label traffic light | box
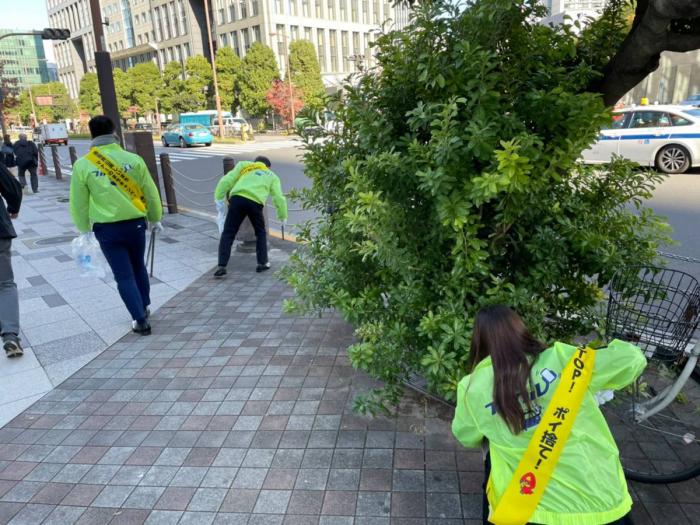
[40,28,70,40]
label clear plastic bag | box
[215,200,227,235]
[71,232,107,279]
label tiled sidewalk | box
[0,240,696,524]
[1,175,220,426]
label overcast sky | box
[1,0,56,62]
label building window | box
[230,2,237,21]
[339,0,346,20]
[315,0,321,17]
[341,31,349,71]
[231,31,240,56]
[352,31,359,58]
[351,0,358,21]
[178,0,187,34]
[275,0,283,13]
[183,42,190,58]
[253,25,261,42]
[327,0,335,19]
[289,0,297,16]
[220,33,228,47]
[218,6,225,24]
[373,0,379,23]
[290,25,299,41]
[242,28,250,50]
[252,0,259,16]
[169,1,179,38]
[329,29,337,71]
[362,0,368,22]
[304,26,312,41]
[317,29,325,71]
[276,24,285,57]
[239,0,247,18]
[302,0,310,17]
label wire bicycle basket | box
[606,266,700,361]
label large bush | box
[282,0,671,413]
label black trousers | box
[17,163,38,192]
[218,195,267,267]
[482,453,634,525]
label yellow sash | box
[86,147,146,213]
[489,347,597,525]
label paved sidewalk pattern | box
[1,176,219,426]
[0,244,696,524]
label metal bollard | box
[50,145,62,180]
[38,144,48,176]
[159,153,178,214]
[69,146,78,166]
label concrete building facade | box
[623,50,700,106]
[0,30,51,92]
[541,0,606,27]
[46,0,407,99]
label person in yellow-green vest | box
[452,305,644,525]
[213,156,287,277]
[69,116,163,336]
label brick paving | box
[0,242,697,524]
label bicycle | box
[602,266,700,483]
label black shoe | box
[132,320,151,336]
[214,267,227,278]
[3,335,23,358]
[256,263,271,273]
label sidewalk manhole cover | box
[34,235,76,246]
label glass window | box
[169,1,179,37]
[317,29,325,70]
[670,114,692,126]
[230,2,237,21]
[327,0,335,19]
[341,31,349,71]
[362,0,368,23]
[351,0,358,22]
[253,25,261,42]
[239,0,247,18]
[231,31,240,56]
[315,0,322,17]
[242,28,250,50]
[290,25,299,41]
[289,0,297,15]
[302,0,310,16]
[276,25,285,56]
[630,111,663,129]
[339,0,346,20]
[607,112,631,130]
[275,0,283,13]
[304,27,312,41]
[329,29,337,71]
[252,0,259,15]
[220,33,228,47]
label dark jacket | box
[13,139,38,168]
[0,163,22,239]
[1,144,16,168]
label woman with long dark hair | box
[452,305,645,525]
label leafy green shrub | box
[281,0,671,413]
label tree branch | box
[591,0,700,106]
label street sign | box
[35,96,53,106]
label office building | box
[0,30,50,92]
[47,0,408,99]
[541,0,607,26]
[623,50,700,105]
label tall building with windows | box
[0,30,51,92]
[47,0,409,99]
[541,0,607,26]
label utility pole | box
[271,30,295,128]
[203,0,225,139]
[88,0,123,143]
[27,85,37,127]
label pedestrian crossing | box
[155,139,301,164]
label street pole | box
[283,31,295,127]
[89,0,123,144]
[27,85,37,127]
[154,97,160,132]
[203,0,225,139]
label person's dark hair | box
[88,115,115,138]
[468,305,545,434]
[254,155,271,168]
[3,134,11,146]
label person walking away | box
[13,133,39,194]
[213,156,287,277]
[0,163,23,357]
[1,136,18,178]
[70,116,163,335]
[452,305,645,525]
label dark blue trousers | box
[93,218,150,323]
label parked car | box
[135,123,154,132]
[161,124,213,147]
[582,105,700,174]
[679,94,700,107]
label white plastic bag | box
[215,200,227,235]
[71,232,107,279]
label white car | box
[582,105,700,173]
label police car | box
[582,105,700,173]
